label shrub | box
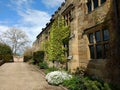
[73,67,86,76]
[45,67,59,74]
[39,61,48,69]
[63,76,83,90]
[24,55,32,62]
[46,71,72,85]
[0,43,13,62]
[0,43,12,55]
[3,55,13,62]
[28,59,35,64]
[63,76,111,90]
[33,51,44,64]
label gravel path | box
[0,62,64,90]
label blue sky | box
[0,0,65,44]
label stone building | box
[33,0,120,83]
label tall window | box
[95,31,101,42]
[64,11,71,26]
[89,33,94,43]
[93,0,98,9]
[103,29,110,41]
[101,0,106,4]
[88,29,110,59]
[87,0,92,13]
[87,0,106,13]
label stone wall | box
[32,0,120,83]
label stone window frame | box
[62,4,75,26]
[86,0,106,14]
[84,23,110,60]
[63,11,71,26]
[88,29,110,59]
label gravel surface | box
[0,62,64,90]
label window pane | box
[93,0,98,9]
[87,0,92,13]
[104,44,109,58]
[89,33,94,43]
[103,29,110,41]
[89,45,95,59]
[96,45,102,59]
[101,0,106,4]
[95,31,101,42]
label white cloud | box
[0,25,9,34]
[19,9,50,26]
[0,25,9,43]
[42,0,65,8]
[10,0,33,9]
[3,0,65,45]
[16,9,51,43]
[7,0,51,44]
[19,26,45,43]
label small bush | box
[0,43,12,55]
[63,76,111,90]
[0,43,13,62]
[24,55,32,62]
[33,51,44,64]
[39,61,48,69]
[0,55,13,62]
[45,67,59,74]
[46,71,72,85]
[4,55,13,62]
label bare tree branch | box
[1,27,30,55]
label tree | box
[0,28,30,55]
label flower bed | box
[45,71,72,85]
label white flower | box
[45,71,72,85]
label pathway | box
[0,62,64,90]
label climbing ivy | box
[47,16,70,63]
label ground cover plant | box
[45,70,72,85]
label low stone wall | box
[14,56,23,62]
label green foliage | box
[28,59,35,64]
[63,76,111,90]
[47,16,70,63]
[63,76,82,90]
[39,61,48,69]
[0,43,12,55]
[110,83,120,90]
[45,67,59,74]
[33,51,44,64]
[24,55,33,62]
[73,67,86,76]
[3,55,13,62]
[0,43,13,62]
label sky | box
[0,0,65,45]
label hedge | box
[24,55,33,62]
[0,55,13,62]
[0,43,13,62]
[33,51,44,64]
